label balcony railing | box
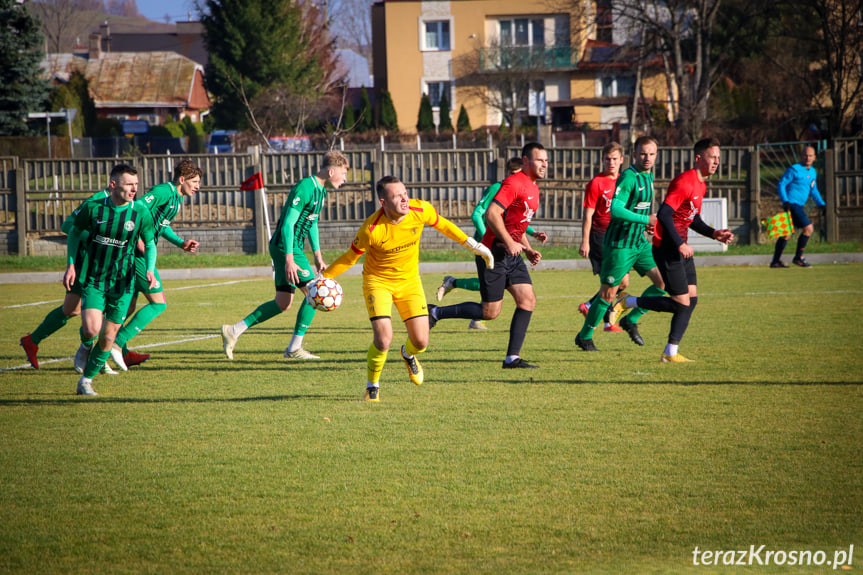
[479,45,577,72]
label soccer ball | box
[306,277,343,312]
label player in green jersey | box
[575,136,666,352]
[435,157,547,330]
[64,164,158,396]
[221,151,350,360]
[109,159,202,370]
[20,188,117,372]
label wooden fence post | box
[749,148,761,245]
[824,148,838,242]
[15,166,26,256]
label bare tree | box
[327,0,373,65]
[105,0,139,17]
[453,37,555,128]
[775,0,863,138]
[29,0,91,53]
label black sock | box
[772,238,787,264]
[668,302,694,343]
[436,301,484,321]
[635,296,680,314]
[506,307,532,357]
[795,235,809,259]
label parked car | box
[207,130,237,154]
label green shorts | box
[133,256,164,295]
[600,242,656,287]
[270,244,316,292]
[80,284,134,325]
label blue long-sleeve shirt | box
[777,164,825,207]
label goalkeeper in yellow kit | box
[324,175,493,401]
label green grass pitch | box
[1,264,861,573]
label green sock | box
[244,300,283,329]
[578,298,611,339]
[293,299,317,337]
[116,303,166,348]
[30,306,69,345]
[83,345,110,379]
[626,285,667,324]
[80,326,97,347]
[454,277,481,291]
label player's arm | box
[323,231,367,279]
[433,211,494,269]
[777,167,793,209]
[471,184,498,238]
[656,202,692,257]
[161,225,199,253]
[609,184,650,225]
[308,218,326,274]
[485,200,523,257]
[810,177,826,208]
[63,208,90,290]
[280,208,302,285]
[689,214,733,244]
[141,213,158,288]
[520,229,542,266]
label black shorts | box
[588,231,605,275]
[652,245,696,297]
[787,203,812,229]
[476,242,533,303]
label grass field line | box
[0,333,218,372]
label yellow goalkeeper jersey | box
[328,198,467,282]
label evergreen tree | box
[417,94,434,132]
[0,0,50,135]
[356,86,373,132]
[437,91,453,132]
[341,101,356,132]
[456,104,472,132]
[202,0,330,129]
[68,71,97,137]
[378,90,398,131]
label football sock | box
[772,237,787,264]
[506,307,533,356]
[288,299,317,351]
[454,277,481,291]
[795,234,809,259]
[80,327,97,347]
[238,300,283,333]
[578,297,611,339]
[664,343,679,357]
[625,285,666,324]
[367,343,387,384]
[30,305,69,345]
[83,345,111,379]
[668,301,694,343]
[436,301,484,320]
[115,302,166,348]
[404,339,425,357]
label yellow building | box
[371,0,673,135]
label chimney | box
[88,32,102,60]
[100,20,111,52]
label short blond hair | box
[322,150,349,170]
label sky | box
[136,0,198,23]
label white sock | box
[582,301,591,309]
[367,381,379,389]
[505,355,519,364]
[231,321,248,337]
[288,335,304,352]
[401,345,413,360]
[664,343,678,356]
[626,296,638,308]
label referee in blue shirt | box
[771,145,825,268]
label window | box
[423,20,450,51]
[601,76,635,97]
[426,81,452,109]
[499,18,545,46]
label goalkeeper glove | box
[463,237,494,269]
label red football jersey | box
[481,170,539,248]
[583,173,617,234]
[653,168,706,246]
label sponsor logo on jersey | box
[635,201,651,210]
[94,235,128,247]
